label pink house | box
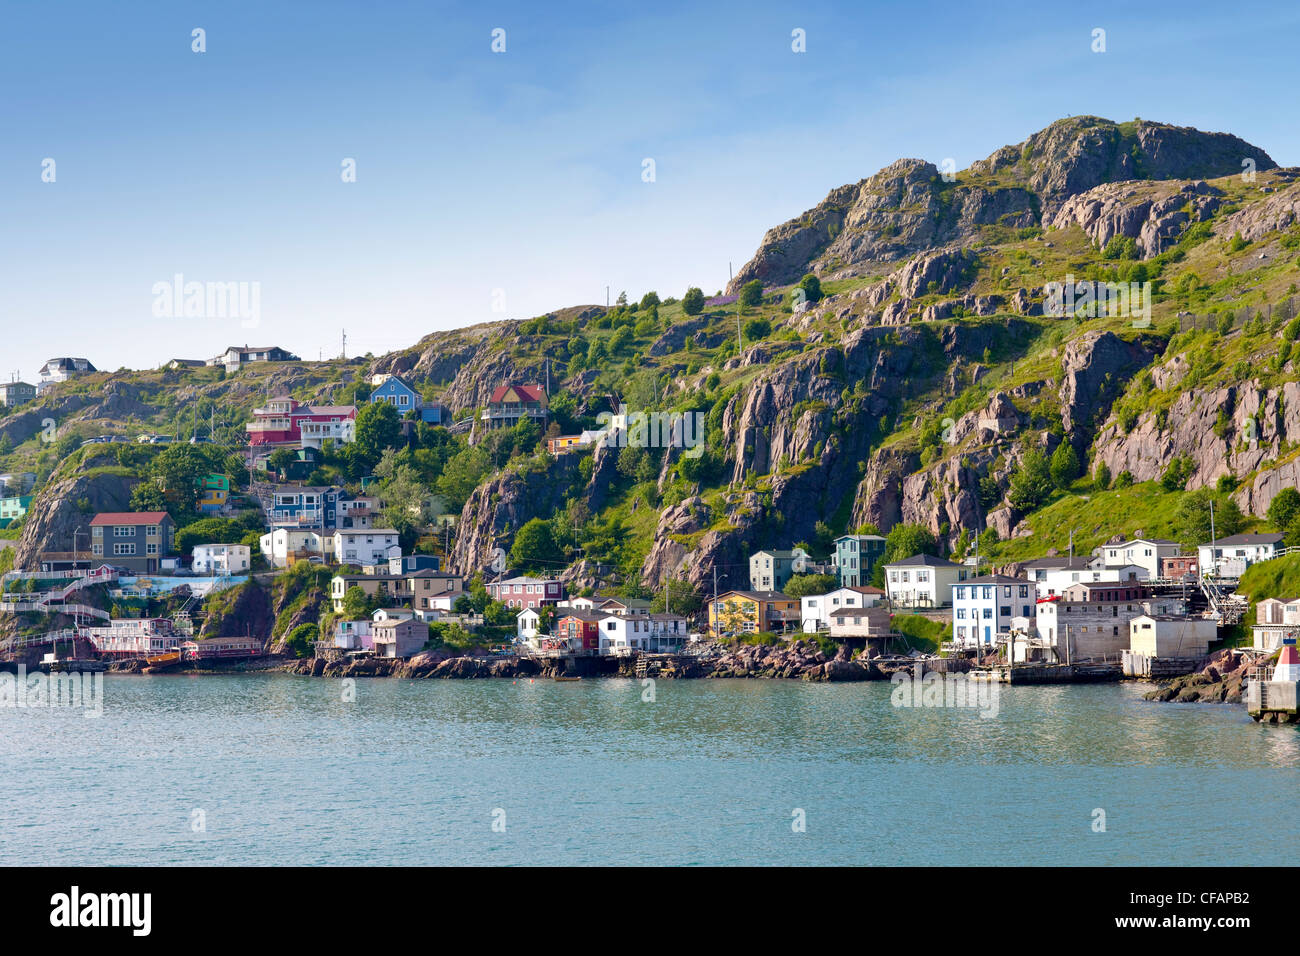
[488,576,564,610]
[246,395,357,449]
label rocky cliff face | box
[729,116,1277,291]
[1095,379,1300,513]
[14,467,137,568]
[450,455,584,576]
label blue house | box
[369,375,444,425]
[269,486,342,530]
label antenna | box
[341,329,347,360]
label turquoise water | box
[1,674,1296,865]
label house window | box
[114,526,132,537]
[113,543,136,555]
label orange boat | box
[142,651,181,673]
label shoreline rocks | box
[1142,648,1252,704]
[276,641,932,682]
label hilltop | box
[4,114,1300,605]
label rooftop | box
[1203,533,1284,547]
[886,553,964,569]
[89,511,169,527]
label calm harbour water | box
[1,674,1296,866]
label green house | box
[833,534,887,587]
[0,495,32,528]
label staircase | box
[1200,577,1248,625]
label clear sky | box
[2,0,1297,382]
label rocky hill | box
[4,115,1300,600]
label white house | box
[334,620,372,650]
[1099,538,1180,579]
[191,543,251,575]
[299,416,356,450]
[38,356,96,392]
[259,528,330,569]
[1023,556,1148,599]
[951,575,1036,648]
[596,613,688,655]
[334,530,401,567]
[1128,614,1218,658]
[1197,533,1284,577]
[372,607,416,624]
[801,585,885,632]
[1035,584,1186,662]
[596,597,652,616]
[827,606,892,642]
[517,607,542,642]
[1252,597,1300,651]
[884,554,969,608]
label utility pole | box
[712,566,718,641]
[341,329,347,360]
[1209,500,1217,580]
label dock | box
[1121,650,1204,678]
[1245,646,1300,723]
[974,661,1124,685]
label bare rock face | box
[730,116,1276,291]
[1048,180,1222,258]
[450,454,582,576]
[0,393,96,446]
[1096,381,1300,510]
[1058,331,1156,437]
[199,580,273,642]
[724,348,842,483]
[900,456,984,538]
[1215,178,1300,243]
[894,248,981,299]
[640,496,712,587]
[14,467,137,569]
[972,116,1274,216]
[852,446,918,531]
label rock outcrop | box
[13,467,136,569]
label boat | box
[553,675,583,682]
[142,651,182,673]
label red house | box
[487,575,564,609]
[246,395,357,449]
[481,384,548,430]
[555,612,601,652]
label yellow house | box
[709,590,799,638]
[199,473,229,514]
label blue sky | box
[2,0,1297,381]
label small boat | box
[554,675,583,682]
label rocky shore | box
[277,640,934,682]
[1141,648,1253,705]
